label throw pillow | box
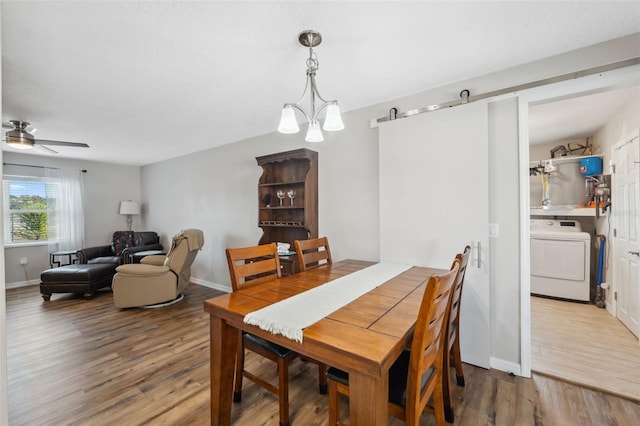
[112,231,135,256]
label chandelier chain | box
[306,48,319,74]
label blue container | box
[580,157,602,176]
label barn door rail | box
[370,57,640,128]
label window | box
[3,166,85,250]
[3,178,60,244]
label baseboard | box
[191,277,230,293]
[5,279,40,289]
[8,277,230,292]
[490,357,522,377]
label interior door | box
[614,132,640,338]
[379,101,490,368]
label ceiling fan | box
[3,120,89,154]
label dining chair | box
[225,243,326,426]
[294,236,332,272]
[442,245,472,422]
[326,259,460,426]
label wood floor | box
[6,284,640,425]
[531,295,640,402]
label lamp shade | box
[305,120,324,143]
[119,201,140,215]
[323,103,345,131]
[278,105,300,134]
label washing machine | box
[530,219,591,302]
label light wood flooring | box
[531,295,640,402]
[6,285,640,425]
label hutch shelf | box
[256,148,318,273]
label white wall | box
[2,152,142,286]
[593,88,640,173]
[141,34,640,368]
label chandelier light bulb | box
[305,120,324,143]
[323,103,344,131]
[278,105,300,134]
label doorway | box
[519,68,640,393]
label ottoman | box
[40,263,117,301]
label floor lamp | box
[119,200,140,231]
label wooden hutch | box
[256,148,318,274]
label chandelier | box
[277,30,344,142]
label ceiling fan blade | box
[35,144,58,154]
[34,139,90,148]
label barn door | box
[379,101,490,368]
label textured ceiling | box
[2,1,639,166]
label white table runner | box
[243,262,412,342]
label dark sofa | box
[76,231,163,265]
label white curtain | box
[45,167,85,251]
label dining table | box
[204,259,447,425]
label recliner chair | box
[112,229,204,308]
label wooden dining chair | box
[225,243,326,426]
[294,236,333,272]
[442,245,472,422]
[326,260,460,426]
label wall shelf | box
[259,222,306,228]
[259,207,305,210]
[259,181,306,187]
[529,153,604,167]
[530,207,606,217]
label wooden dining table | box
[204,259,447,425]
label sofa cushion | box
[134,231,159,246]
[112,231,134,256]
[88,256,122,265]
[41,263,117,283]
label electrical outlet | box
[19,257,28,265]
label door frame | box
[517,64,640,377]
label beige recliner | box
[112,229,204,308]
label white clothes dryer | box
[530,219,591,302]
